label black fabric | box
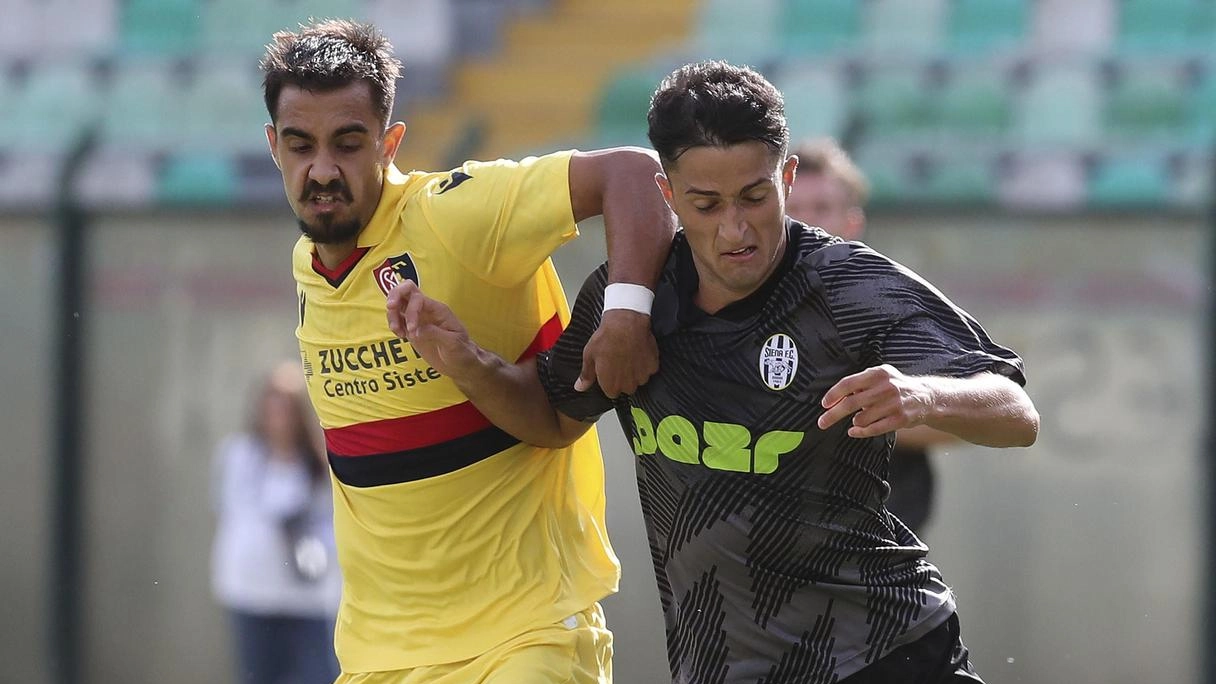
[839,613,983,684]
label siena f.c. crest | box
[374,252,419,296]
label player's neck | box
[314,240,360,271]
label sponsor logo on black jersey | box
[759,333,798,391]
[373,252,419,297]
[436,171,472,194]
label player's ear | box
[265,123,280,170]
[781,155,798,196]
[382,122,406,163]
[654,172,674,209]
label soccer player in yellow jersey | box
[259,19,676,684]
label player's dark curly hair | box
[261,19,401,126]
[648,61,789,168]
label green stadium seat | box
[936,66,1013,139]
[854,64,937,141]
[778,64,848,142]
[0,61,101,154]
[158,154,238,203]
[777,0,860,57]
[595,64,665,147]
[864,0,945,57]
[1086,155,1170,207]
[694,0,780,64]
[1187,66,1216,145]
[1015,62,1101,147]
[1116,0,1196,54]
[102,59,185,151]
[201,0,285,56]
[180,62,270,154]
[946,0,1027,55]
[1103,63,1188,141]
[920,157,998,203]
[119,0,201,57]
[853,145,918,204]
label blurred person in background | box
[386,61,1039,683]
[786,137,958,536]
[211,360,340,684]
[261,18,674,684]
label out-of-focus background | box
[0,0,1209,682]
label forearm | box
[571,148,676,288]
[449,349,582,448]
[921,373,1039,447]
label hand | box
[817,364,933,439]
[575,309,658,397]
[385,280,477,379]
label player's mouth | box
[721,245,757,261]
[308,193,348,214]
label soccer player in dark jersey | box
[786,137,957,536]
[387,61,1039,684]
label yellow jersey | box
[293,151,620,672]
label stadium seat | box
[946,0,1027,55]
[101,59,186,152]
[0,0,40,59]
[158,154,238,204]
[119,0,200,57]
[1187,64,1216,146]
[595,64,666,147]
[936,64,1014,140]
[1116,0,1196,54]
[201,0,287,56]
[1086,154,1170,207]
[863,0,946,57]
[694,0,781,64]
[1169,152,1213,209]
[777,62,848,143]
[0,61,102,154]
[920,156,999,203]
[1015,61,1102,147]
[777,0,861,57]
[853,63,937,142]
[179,62,271,155]
[1103,61,1188,142]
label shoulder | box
[417,151,574,198]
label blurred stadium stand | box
[0,0,1210,214]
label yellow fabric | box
[293,151,619,672]
[334,604,612,684]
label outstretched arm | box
[817,365,1039,448]
[385,280,593,448]
[568,148,676,397]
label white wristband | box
[602,283,654,315]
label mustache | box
[300,182,352,203]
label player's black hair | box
[261,19,401,126]
[647,60,789,168]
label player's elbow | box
[1018,407,1040,447]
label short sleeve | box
[535,263,616,421]
[416,151,579,287]
[817,244,1027,385]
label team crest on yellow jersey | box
[374,252,419,296]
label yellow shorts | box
[335,603,613,684]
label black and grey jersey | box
[537,220,1025,683]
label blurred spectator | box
[210,360,340,684]
[787,138,958,536]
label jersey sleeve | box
[817,243,1027,385]
[416,151,579,288]
[535,263,616,421]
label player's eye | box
[288,144,312,154]
[693,202,718,213]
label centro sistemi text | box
[314,339,442,398]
